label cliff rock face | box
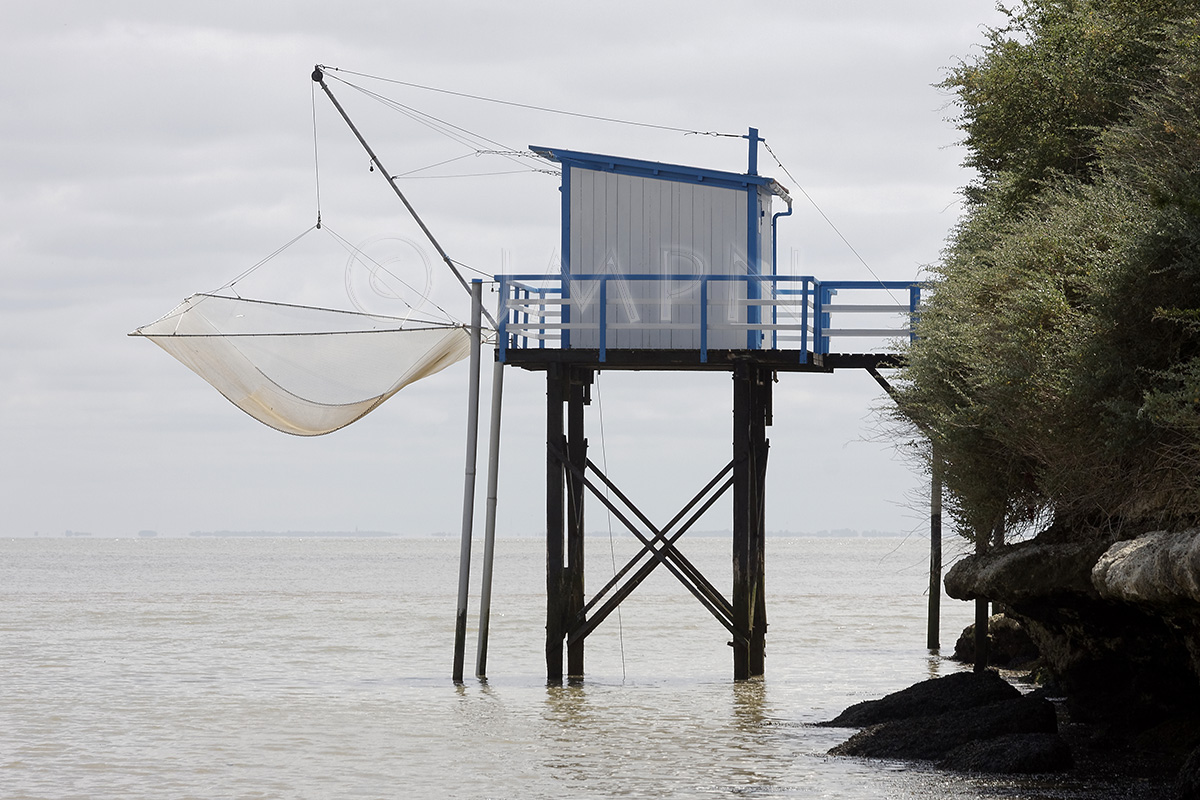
[945,530,1200,725]
[1093,530,1200,608]
[945,540,1110,605]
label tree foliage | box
[895,2,1200,540]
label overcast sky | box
[1,1,1005,543]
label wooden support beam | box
[928,456,943,651]
[751,366,769,677]
[566,367,590,679]
[543,359,779,682]
[556,449,739,645]
[973,521,990,673]
[973,515,1006,673]
[580,457,735,618]
[546,364,566,683]
[733,363,770,679]
[869,365,945,653]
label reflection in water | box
[726,678,784,794]
[927,651,948,681]
[543,681,592,729]
[731,677,768,732]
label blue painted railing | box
[495,274,922,364]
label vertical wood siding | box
[568,166,753,350]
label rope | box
[397,168,555,180]
[314,70,498,329]
[595,374,628,682]
[322,225,460,325]
[209,223,465,327]
[326,74,554,175]
[311,81,323,229]
[318,65,742,139]
[390,150,559,182]
[391,152,476,178]
[220,226,318,295]
[192,293,457,328]
[449,258,494,280]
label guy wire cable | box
[318,65,742,138]
[762,140,901,304]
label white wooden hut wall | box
[567,166,772,351]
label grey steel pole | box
[475,356,505,678]
[453,280,483,682]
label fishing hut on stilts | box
[482,132,926,682]
[135,65,942,684]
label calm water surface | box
[0,536,1151,798]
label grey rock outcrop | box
[944,538,1109,605]
[1093,530,1200,608]
[944,529,1200,726]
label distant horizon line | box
[12,528,912,539]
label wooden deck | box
[500,347,903,372]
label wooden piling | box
[733,362,770,680]
[566,368,590,679]
[546,364,566,683]
[928,457,942,651]
[973,521,989,673]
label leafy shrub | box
[894,5,1200,539]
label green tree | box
[948,0,1197,210]
[896,3,1200,540]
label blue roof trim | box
[531,145,789,198]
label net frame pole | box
[453,280,484,682]
[312,66,496,328]
[475,355,505,678]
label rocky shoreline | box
[943,527,1200,730]
[823,526,1200,797]
[820,670,1185,796]
[821,671,1067,770]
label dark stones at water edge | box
[952,613,1041,669]
[819,669,1018,728]
[822,671,1072,774]
[828,692,1061,767]
[939,733,1072,774]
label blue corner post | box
[909,284,922,343]
[745,127,762,349]
[496,276,508,363]
[817,285,834,355]
[746,127,760,176]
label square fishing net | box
[133,293,471,436]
